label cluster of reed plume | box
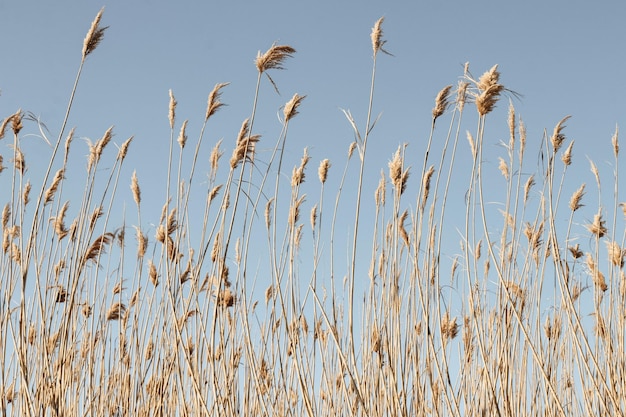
[0,10,625,417]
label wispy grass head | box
[82,7,108,59]
[255,44,296,73]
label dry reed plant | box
[1,10,625,417]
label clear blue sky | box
[1,1,625,309]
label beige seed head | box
[148,261,158,286]
[508,102,516,145]
[44,169,65,204]
[131,170,141,206]
[388,147,403,192]
[347,142,357,159]
[22,181,31,206]
[168,89,177,129]
[550,116,571,153]
[135,227,147,259]
[498,158,509,181]
[177,120,188,149]
[230,119,260,168]
[13,146,25,174]
[310,205,317,231]
[456,81,470,112]
[53,201,70,240]
[209,139,223,176]
[106,302,127,321]
[523,175,535,204]
[284,93,306,122]
[206,82,229,121]
[265,197,274,230]
[208,185,222,203]
[586,212,607,238]
[519,118,527,161]
[467,131,476,158]
[611,125,619,157]
[421,166,434,206]
[569,183,585,211]
[117,136,133,161]
[82,7,107,59]
[64,127,75,162]
[606,240,625,267]
[255,44,296,73]
[1,204,9,229]
[10,110,23,136]
[432,85,452,122]
[318,159,331,184]
[370,17,388,55]
[568,244,583,259]
[475,65,504,116]
[561,141,574,166]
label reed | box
[1,10,624,417]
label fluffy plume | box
[82,8,108,59]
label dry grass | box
[1,10,625,417]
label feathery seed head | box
[432,85,452,121]
[371,17,388,55]
[586,212,607,238]
[255,44,296,73]
[177,120,188,149]
[284,93,306,122]
[456,81,469,112]
[82,8,107,59]
[131,170,141,206]
[474,65,504,116]
[206,82,229,121]
[550,116,571,153]
[117,136,133,161]
[318,159,331,184]
[230,119,260,168]
[168,89,177,129]
[561,141,574,166]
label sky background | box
[1,1,625,319]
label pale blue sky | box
[1,1,625,311]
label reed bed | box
[1,10,624,417]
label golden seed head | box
[611,125,619,157]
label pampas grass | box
[1,10,625,417]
